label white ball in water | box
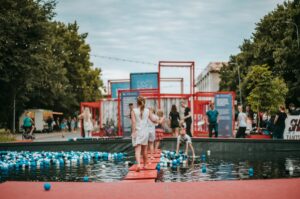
[73,138,77,141]
[101,165,106,169]
[207,150,211,156]
[289,167,294,171]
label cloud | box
[55,0,285,93]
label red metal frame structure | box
[158,61,195,108]
[107,79,130,98]
[108,77,184,98]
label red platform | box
[141,158,160,164]
[129,164,157,171]
[124,170,158,180]
[1,179,300,199]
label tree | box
[245,65,288,116]
[0,0,103,131]
[219,0,300,106]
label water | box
[157,152,300,182]
[0,160,130,182]
[0,151,133,183]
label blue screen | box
[214,94,233,137]
[130,73,158,89]
[111,82,130,98]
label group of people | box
[235,103,299,139]
[22,112,80,138]
[130,97,195,172]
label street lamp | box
[231,63,242,105]
[285,21,299,49]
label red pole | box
[118,90,121,136]
[158,62,161,109]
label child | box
[155,110,164,153]
[176,125,195,157]
[147,108,158,160]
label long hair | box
[157,109,163,118]
[171,105,177,113]
[137,96,145,119]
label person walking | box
[169,104,180,137]
[181,101,193,137]
[236,105,247,138]
[78,108,93,138]
[206,103,219,138]
[273,105,287,139]
[131,96,156,172]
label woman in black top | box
[273,105,287,139]
[169,105,180,137]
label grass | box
[0,129,16,142]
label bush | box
[0,129,16,142]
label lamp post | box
[285,21,299,49]
[231,63,242,105]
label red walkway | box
[1,179,299,199]
[124,149,161,181]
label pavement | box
[15,131,82,142]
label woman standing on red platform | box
[131,96,157,172]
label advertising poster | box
[214,94,233,137]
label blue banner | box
[214,94,233,137]
[130,72,158,89]
[111,82,130,98]
[121,91,139,137]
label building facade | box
[196,62,227,92]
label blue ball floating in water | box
[44,183,51,191]
[172,160,177,166]
[249,168,254,176]
[83,176,89,182]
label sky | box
[54,0,284,93]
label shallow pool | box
[0,151,131,182]
[156,151,300,182]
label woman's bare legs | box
[141,145,148,168]
[175,128,179,137]
[154,140,160,153]
[135,145,141,172]
[148,141,154,159]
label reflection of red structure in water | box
[80,61,236,138]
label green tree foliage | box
[219,0,300,106]
[0,0,103,130]
[245,65,288,114]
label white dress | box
[132,108,150,146]
[147,115,157,142]
[83,114,93,133]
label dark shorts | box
[171,121,179,129]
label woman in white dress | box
[78,107,93,138]
[131,96,156,172]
